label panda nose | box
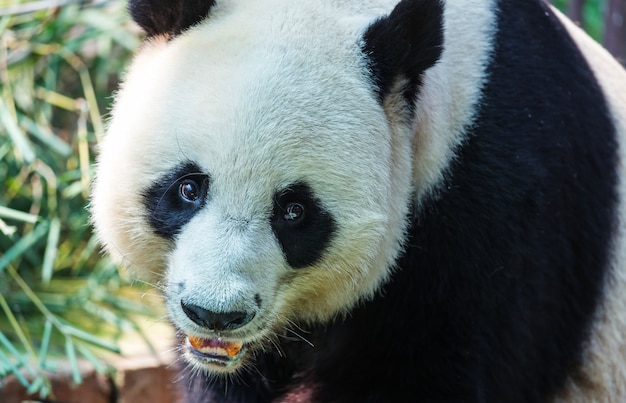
[181,301,255,331]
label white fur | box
[92,0,419,370]
[551,8,626,402]
[92,0,496,332]
[90,0,498,375]
[412,0,496,202]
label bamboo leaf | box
[0,293,38,366]
[0,101,35,163]
[67,330,121,354]
[37,320,53,370]
[0,222,49,275]
[26,375,44,395]
[19,116,73,158]
[0,205,39,224]
[0,347,31,388]
[64,336,82,385]
[42,217,61,284]
[76,342,108,374]
[0,1,155,393]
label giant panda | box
[91,0,626,401]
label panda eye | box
[145,162,210,239]
[283,202,304,222]
[179,179,200,202]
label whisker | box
[285,319,311,335]
[268,337,284,358]
[283,328,315,348]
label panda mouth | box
[185,335,246,364]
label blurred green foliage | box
[0,0,157,398]
[553,0,604,40]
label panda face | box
[92,1,415,374]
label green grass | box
[0,0,157,398]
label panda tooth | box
[187,335,244,358]
[188,335,204,349]
[224,341,243,357]
[198,345,229,356]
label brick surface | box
[0,321,182,403]
[0,358,182,403]
[113,319,182,403]
[0,364,111,403]
[116,355,182,403]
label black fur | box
[143,162,210,239]
[362,0,444,105]
[181,0,619,401]
[271,183,336,268]
[309,2,617,401]
[129,0,215,37]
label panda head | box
[91,0,442,374]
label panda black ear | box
[129,0,216,37]
[362,0,444,104]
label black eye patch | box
[143,162,210,239]
[271,183,336,268]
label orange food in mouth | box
[187,335,244,358]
